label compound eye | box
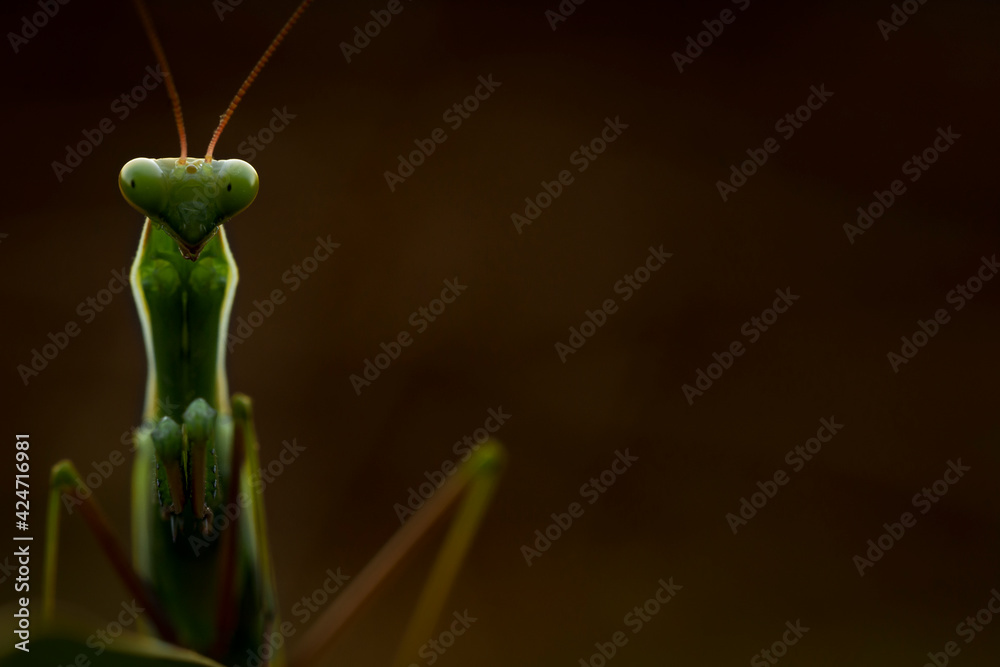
[119,158,167,218]
[217,160,259,219]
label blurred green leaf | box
[0,613,224,667]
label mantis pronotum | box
[14,2,504,665]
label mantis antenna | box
[131,0,187,161]
[132,0,314,163]
[205,0,316,161]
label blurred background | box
[1,0,999,664]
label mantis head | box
[119,157,258,261]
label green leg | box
[43,479,62,621]
[233,393,279,620]
[235,394,284,667]
[210,393,281,661]
[289,440,505,667]
[42,459,177,643]
[391,443,504,667]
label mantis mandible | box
[13,2,505,665]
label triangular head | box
[119,157,258,261]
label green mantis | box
[13,2,505,665]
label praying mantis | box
[6,1,505,665]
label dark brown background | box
[1,0,999,665]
